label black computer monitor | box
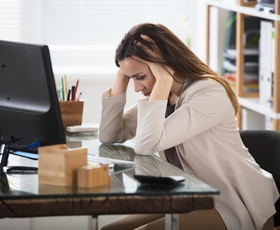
[0,40,66,171]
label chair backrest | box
[240,130,280,227]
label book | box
[259,20,274,106]
[222,59,258,72]
[88,155,135,168]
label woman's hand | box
[133,34,174,81]
[110,68,130,97]
[133,34,174,101]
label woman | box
[99,23,279,230]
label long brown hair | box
[115,23,239,114]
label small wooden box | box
[77,164,112,188]
[59,101,84,130]
[38,144,87,186]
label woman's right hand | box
[110,68,130,97]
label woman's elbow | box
[134,143,156,155]
[134,135,160,155]
[99,133,124,144]
[99,136,113,144]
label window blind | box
[0,0,193,70]
[0,0,26,41]
[41,0,190,45]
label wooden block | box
[38,144,87,186]
[59,101,84,130]
[77,163,112,188]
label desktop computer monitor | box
[0,40,66,169]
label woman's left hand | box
[133,34,174,81]
[133,34,174,101]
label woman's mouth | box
[142,92,151,97]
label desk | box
[0,138,219,230]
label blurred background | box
[0,0,226,124]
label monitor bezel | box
[0,39,66,154]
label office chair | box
[239,130,280,228]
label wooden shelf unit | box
[206,0,280,131]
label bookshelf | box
[205,0,280,131]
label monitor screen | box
[0,40,66,153]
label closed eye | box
[135,75,146,80]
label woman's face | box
[119,57,156,97]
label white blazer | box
[99,79,279,230]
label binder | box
[271,27,275,103]
[259,20,273,106]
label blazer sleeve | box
[99,89,138,143]
[134,81,235,154]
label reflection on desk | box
[0,136,219,230]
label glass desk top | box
[0,134,219,200]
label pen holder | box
[59,100,84,130]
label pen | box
[71,85,75,101]
[74,79,79,100]
[61,76,65,101]
[57,88,62,101]
[64,74,68,101]
[76,92,82,101]
[67,89,71,101]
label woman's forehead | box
[119,58,148,76]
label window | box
[41,0,190,45]
[0,0,193,74]
[0,0,27,41]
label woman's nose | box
[134,81,144,92]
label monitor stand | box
[0,144,10,169]
[0,144,38,174]
[0,166,10,194]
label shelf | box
[206,0,280,21]
[206,0,280,130]
[238,97,280,119]
[239,92,259,97]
